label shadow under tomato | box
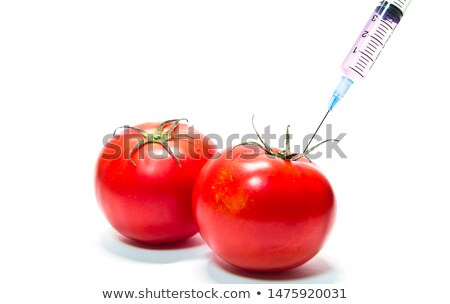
[100,229,209,264]
[206,254,340,284]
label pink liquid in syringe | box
[341,3,402,81]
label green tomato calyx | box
[113,118,194,167]
[236,115,338,162]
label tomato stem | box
[285,125,291,156]
[114,119,193,167]
[236,116,338,162]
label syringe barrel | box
[341,0,412,82]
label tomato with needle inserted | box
[193,119,336,271]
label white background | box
[1,0,449,303]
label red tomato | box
[193,145,336,272]
[95,120,215,244]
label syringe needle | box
[303,109,330,154]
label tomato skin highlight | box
[95,122,215,244]
[193,145,336,272]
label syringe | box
[304,0,412,152]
